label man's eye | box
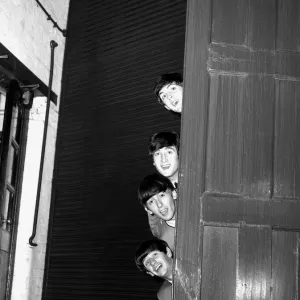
[154,152,159,156]
[167,150,173,154]
[161,94,166,100]
[171,86,176,90]
[159,193,165,198]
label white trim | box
[0,85,7,95]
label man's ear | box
[144,206,154,215]
[153,157,157,166]
[172,189,177,200]
[166,247,172,258]
[146,271,154,277]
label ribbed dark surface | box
[43,1,186,299]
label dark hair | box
[137,173,174,206]
[148,131,180,155]
[135,239,170,273]
[154,72,183,105]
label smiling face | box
[143,248,173,279]
[145,189,176,221]
[153,146,179,184]
[159,82,183,113]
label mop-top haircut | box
[135,239,170,273]
[137,173,174,207]
[148,131,180,156]
[154,72,183,105]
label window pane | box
[0,88,6,136]
[2,189,14,231]
[11,106,21,142]
[6,144,18,186]
[6,189,14,232]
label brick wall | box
[0,0,69,97]
[11,97,59,300]
[0,0,69,299]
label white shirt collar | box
[166,219,175,227]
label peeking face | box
[145,189,176,221]
[159,82,183,113]
[143,248,173,279]
[153,146,179,183]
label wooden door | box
[176,0,300,299]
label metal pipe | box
[29,40,58,247]
[35,0,67,37]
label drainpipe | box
[35,0,67,37]
[29,40,58,246]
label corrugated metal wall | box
[43,1,186,299]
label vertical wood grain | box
[246,0,276,50]
[206,74,274,197]
[271,230,298,300]
[207,73,245,194]
[237,226,271,300]
[175,0,211,299]
[241,76,274,198]
[178,0,300,299]
[212,0,276,50]
[274,79,300,198]
[277,0,300,51]
[211,0,248,46]
[201,226,238,300]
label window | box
[0,86,6,141]
[0,83,26,231]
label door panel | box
[207,74,274,196]
[176,0,300,298]
[237,226,271,300]
[212,0,276,49]
[277,0,300,51]
[272,230,299,299]
[201,226,237,300]
[274,79,300,198]
[206,74,245,194]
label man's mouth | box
[160,208,168,216]
[172,100,178,107]
[155,263,162,271]
[161,164,170,170]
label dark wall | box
[43,1,186,299]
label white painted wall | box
[0,0,69,98]
[0,0,70,299]
[11,97,58,300]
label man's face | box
[153,146,179,182]
[143,248,173,279]
[145,189,176,221]
[159,82,183,113]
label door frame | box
[174,1,210,299]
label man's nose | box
[156,199,163,207]
[167,93,173,100]
[161,153,167,163]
